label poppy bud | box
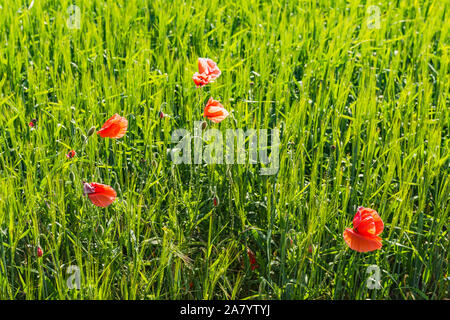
[37,246,43,258]
[213,196,218,207]
[287,237,293,248]
[87,126,96,137]
[247,248,259,270]
[201,121,207,130]
[66,150,76,159]
[29,119,37,127]
[159,111,165,119]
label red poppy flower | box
[192,58,221,87]
[198,58,221,80]
[192,72,212,87]
[97,114,128,139]
[203,98,229,123]
[83,182,117,207]
[343,207,384,253]
[66,150,76,159]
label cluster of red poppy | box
[192,58,229,123]
[27,114,126,209]
[81,59,230,208]
[30,58,384,257]
[81,114,128,207]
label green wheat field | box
[0,0,448,300]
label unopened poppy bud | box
[87,126,96,137]
[37,246,43,258]
[287,238,293,247]
[201,121,207,130]
[247,248,258,270]
[159,111,165,118]
[213,196,218,207]
[66,150,76,159]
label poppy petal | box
[99,114,120,131]
[206,59,221,79]
[355,215,377,236]
[97,114,128,138]
[88,192,116,207]
[204,106,229,123]
[204,105,225,117]
[208,113,229,123]
[192,72,211,87]
[203,98,229,123]
[343,228,382,253]
[86,183,117,207]
[198,58,209,75]
[371,211,384,236]
[196,58,221,81]
[357,208,384,236]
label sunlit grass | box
[0,0,448,299]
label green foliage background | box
[0,0,448,299]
